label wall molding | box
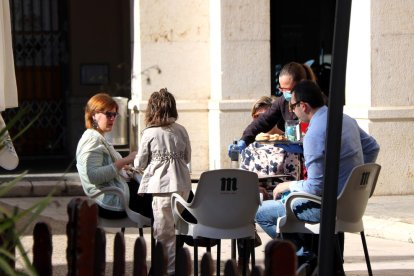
[345,106,414,121]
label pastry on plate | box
[269,134,286,141]
[255,132,270,141]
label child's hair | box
[145,88,178,126]
[251,96,273,118]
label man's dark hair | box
[292,80,325,108]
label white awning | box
[0,0,18,111]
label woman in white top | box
[76,93,152,219]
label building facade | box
[130,0,414,195]
[4,0,413,195]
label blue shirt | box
[289,106,380,196]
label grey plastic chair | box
[89,186,152,235]
[277,163,381,276]
[171,169,260,276]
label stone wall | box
[131,0,414,195]
[346,0,414,195]
[130,0,270,172]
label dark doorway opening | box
[2,0,132,174]
[2,0,71,174]
[270,0,336,97]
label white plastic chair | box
[171,169,260,276]
[277,163,381,276]
[89,186,152,236]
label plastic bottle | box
[230,140,239,169]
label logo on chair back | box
[220,177,238,192]
[360,172,370,186]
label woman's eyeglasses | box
[276,84,292,93]
[103,111,119,119]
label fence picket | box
[133,237,147,276]
[151,241,167,276]
[6,197,301,276]
[264,239,296,276]
[94,227,106,276]
[32,222,52,276]
[66,198,98,276]
[224,259,240,276]
[113,232,126,275]
[251,265,264,276]
[200,252,214,276]
[175,247,191,276]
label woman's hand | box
[114,151,137,171]
[124,151,137,164]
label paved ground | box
[1,195,413,275]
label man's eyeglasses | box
[103,111,119,119]
[289,101,301,110]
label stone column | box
[130,0,211,172]
[209,0,270,169]
[130,0,270,172]
[346,0,414,195]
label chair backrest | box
[190,169,260,237]
[336,163,381,233]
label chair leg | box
[175,235,181,273]
[231,239,236,260]
[151,226,155,271]
[360,231,373,276]
[216,240,221,276]
[334,234,345,276]
[207,238,211,253]
[250,238,255,268]
[242,239,248,276]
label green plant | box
[0,181,53,276]
[0,108,53,275]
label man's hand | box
[272,182,290,199]
[227,140,247,157]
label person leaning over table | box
[228,62,319,155]
[255,80,380,266]
[240,95,301,184]
[76,93,152,219]
[237,95,302,268]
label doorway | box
[2,0,71,173]
[2,0,132,174]
[270,0,336,96]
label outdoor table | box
[273,142,303,154]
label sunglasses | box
[102,111,119,119]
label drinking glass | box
[285,120,300,141]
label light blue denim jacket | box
[76,129,129,211]
[289,106,380,196]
